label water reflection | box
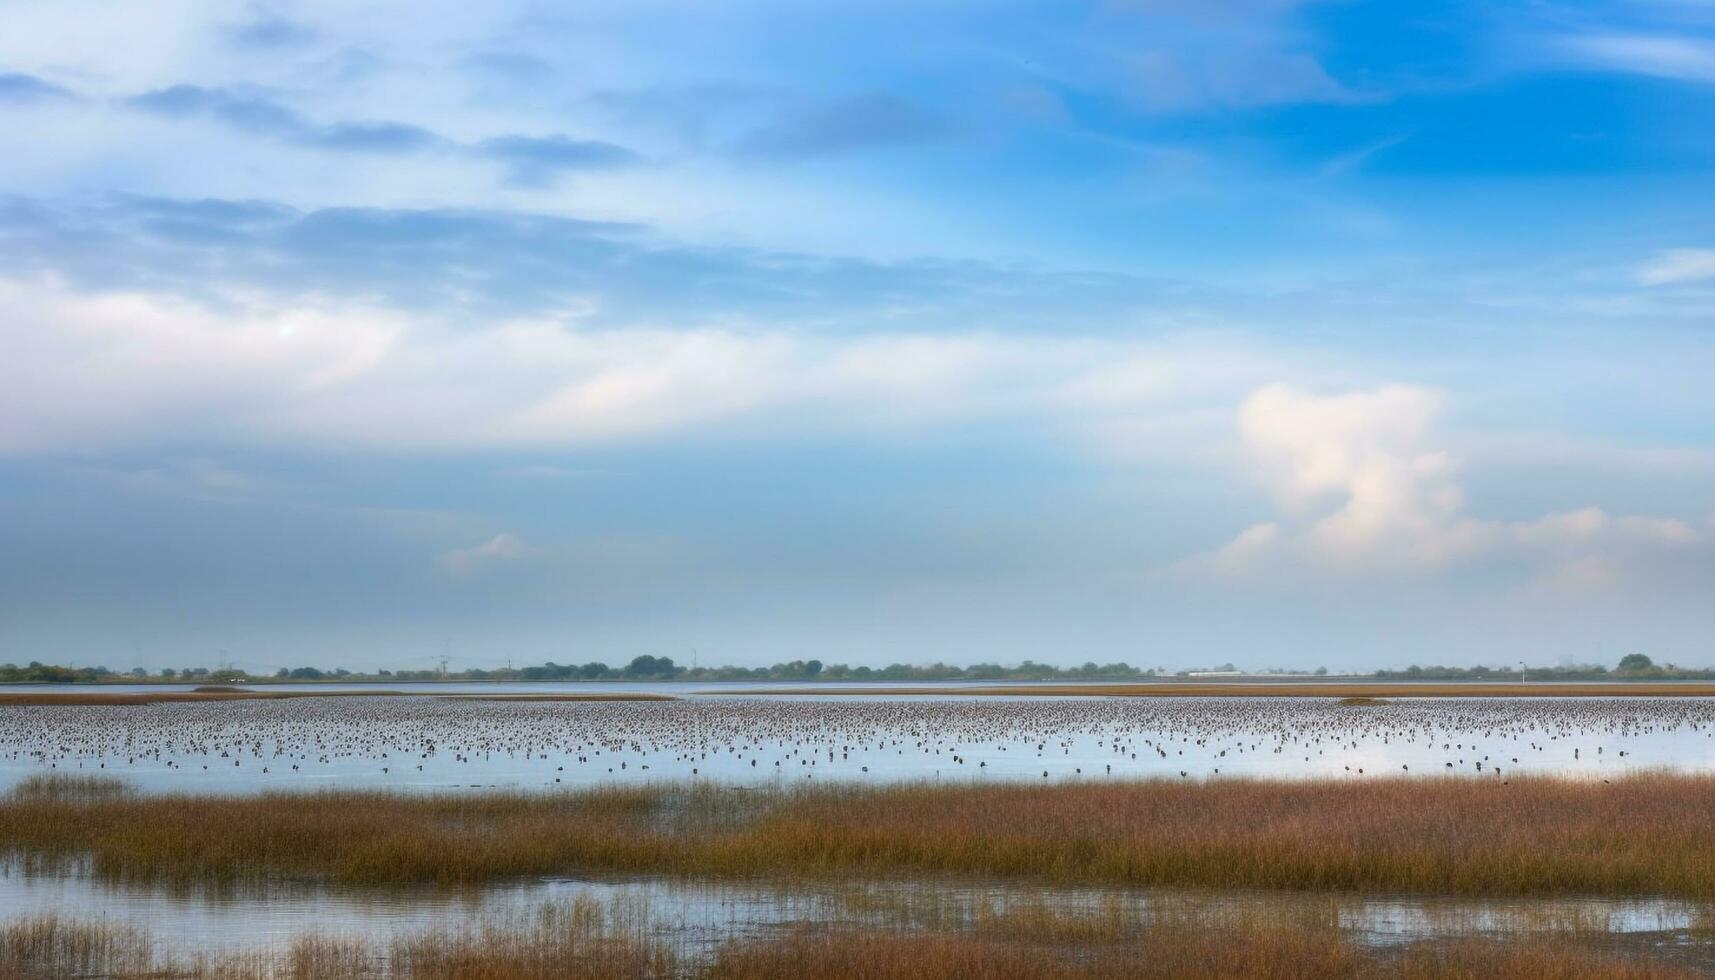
[0,859,1706,958]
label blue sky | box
[1,0,1711,672]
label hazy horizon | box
[2,1,1711,673]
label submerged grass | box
[0,902,1700,979]
[705,928,1700,980]
[5,773,1715,896]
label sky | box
[1,0,1712,673]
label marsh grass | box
[1,901,1700,980]
[703,925,1698,980]
[0,915,155,976]
[5,774,1715,896]
[7,772,134,803]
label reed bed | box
[0,896,676,979]
[0,906,1699,979]
[704,928,1699,980]
[5,773,1715,896]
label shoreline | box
[709,681,1715,698]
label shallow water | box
[0,860,1706,957]
[2,694,1714,794]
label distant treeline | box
[2,652,1704,685]
[280,657,1163,683]
[1373,654,1715,681]
[1,657,1163,685]
[0,662,110,683]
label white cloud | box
[1538,556,1617,595]
[0,277,1284,455]
[437,532,528,572]
[1639,248,1715,285]
[1236,382,1484,568]
[1176,383,1711,587]
[1172,521,1280,578]
[1130,48,1365,113]
[1559,34,1715,84]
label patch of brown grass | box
[704,927,1696,980]
[0,915,155,977]
[5,774,1715,896]
[0,897,676,978]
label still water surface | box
[0,860,1706,957]
[2,691,1714,794]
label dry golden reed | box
[4,773,1715,896]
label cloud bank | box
[1175,384,1709,595]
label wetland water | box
[6,690,1715,968]
[2,690,1714,793]
[0,861,1707,958]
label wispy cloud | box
[437,532,529,572]
[0,195,1197,325]
[125,84,633,174]
[477,134,640,186]
[127,84,438,154]
[0,72,78,104]
[225,13,320,50]
[734,94,950,158]
[1555,33,1715,83]
[1130,48,1368,113]
[0,275,1263,454]
[1639,248,1715,285]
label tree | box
[1618,653,1655,673]
[623,655,677,678]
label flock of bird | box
[1,695,1710,793]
